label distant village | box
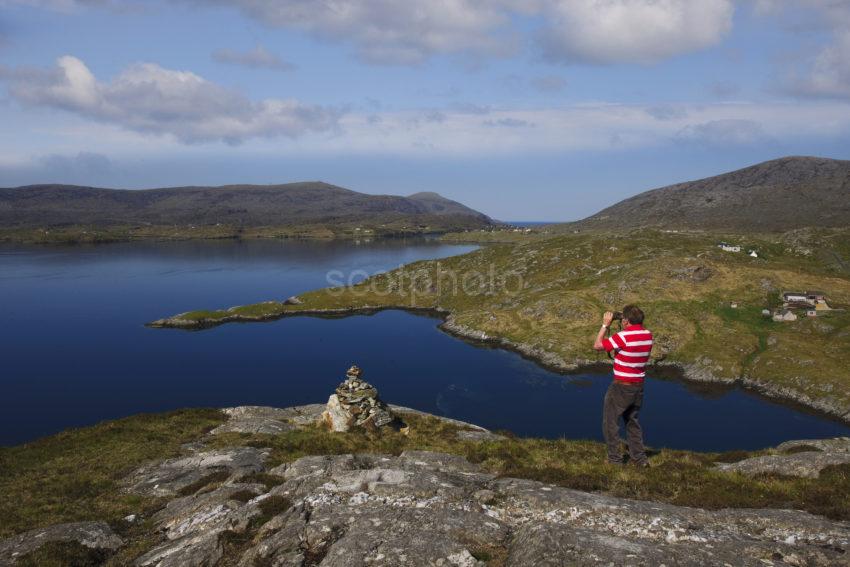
[717,242,840,322]
[768,291,834,322]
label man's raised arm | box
[593,311,615,351]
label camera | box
[611,311,623,321]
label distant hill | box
[562,156,850,232]
[0,182,492,236]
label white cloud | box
[789,30,850,98]
[756,1,850,99]
[0,55,340,144]
[175,0,735,65]
[315,101,850,156]
[538,0,735,64]
[5,0,743,66]
[212,45,295,71]
[194,0,519,65]
[3,100,850,163]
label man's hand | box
[602,311,614,327]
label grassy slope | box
[0,410,224,539]
[166,228,850,418]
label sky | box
[0,0,849,221]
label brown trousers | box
[603,381,647,464]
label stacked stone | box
[322,365,396,432]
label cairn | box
[322,365,397,432]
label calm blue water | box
[1,239,848,450]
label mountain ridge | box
[0,181,492,237]
[561,156,850,232]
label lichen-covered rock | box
[232,450,848,566]
[153,483,266,540]
[716,451,850,479]
[211,406,299,435]
[777,437,850,453]
[41,412,844,566]
[0,522,123,566]
[134,529,224,567]
[134,484,271,567]
[124,447,269,497]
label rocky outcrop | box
[0,522,123,566]
[717,437,850,479]
[321,366,399,432]
[134,482,270,567]
[3,398,850,566]
[211,404,325,435]
[212,403,503,443]
[125,449,849,566]
[778,437,850,453]
[716,452,850,479]
[123,446,269,497]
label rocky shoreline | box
[3,403,848,566]
[147,303,850,426]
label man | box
[592,305,653,467]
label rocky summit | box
[1,402,849,566]
[322,365,400,433]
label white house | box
[718,242,741,253]
[773,310,798,322]
[749,250,759,258]
[783,291,810,304]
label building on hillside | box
[718,242,741,253]
[773,310,798,322]
[762,309,771,316]
[782,291,829,309]
[806,310,818,317]
[749,250,759,258]
[730,302,739,309]
[783,291,810,303]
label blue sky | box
[0,0,849,221]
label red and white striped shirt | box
[602,324,653,383]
